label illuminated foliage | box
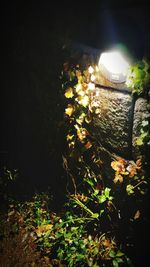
[2,193,131,267]
[136,116,150,147]
[126,58,150,96]
[126,59,150,149]
[60,61,149,266]
[111,158,147,195]
[0,59,149,267]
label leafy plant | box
[136,116,150,147]
[111,158,147,196]
[126,59,150,149]
[60,60,149,266]
[126,59,150,96]
[109,249,131,267]
[3,199,131,267]
[1,57,149,267]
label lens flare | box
[99,51,130,83]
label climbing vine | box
[126,58,150,148]
[1,57,149,267]
[58,59,149,266]
[126,58,150,96]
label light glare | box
[88,66,94,74]
[88,82,95,90]
[98,51,130,83]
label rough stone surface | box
[90,87,134,158]
[132,97,150,158]
[95,71,131,92]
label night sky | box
[1,1,150,203]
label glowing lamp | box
[98,51,130,83]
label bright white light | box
[88,82,95,90]
[99,51,129,75]
[88,66,94,74]
[91,74,96,82]
[98,51,130,83]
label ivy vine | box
[58,59,149,266]
[126,58,150,96]
[1,57,149,267]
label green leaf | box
[116,258,124,263]
[71,226,78,232]
[104,187,111,198]
[70,246,76,251]
[109,250,116,258]
[125,256,133,266]
[85,178,94,187]
[91,213,99,219]
[100,209,104,216]
[126,184,134,195]
[136,137,143,146]
[93,189,99,196]
[113,259,119,267]
[56,232,63,238]
[116,251,124,257]
[99,195,106,204]
[142,120,149,127]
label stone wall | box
[69,43,149,177]
[132,97,150,158]
[91,87,133,159]
[89,72,149,177]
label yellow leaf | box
[113,173,123,183]
[94,159,103,166]
[68,141,75,148]
[127,164,137,177]
[102,238,111,248]
[76,113,86,125]
[136,158,142,168]
[76,95,89,107]
[75,70,82,79]
[111,159,126,173]
[85,115,92,124]
[35,224,53,237]
[76,193,88,202]
[75,83,82,93]
[44,256,50,264]
[134,210,140,220]
[67,134,74,141]
[136,137,143,146]
[65,104,74,117]
[74,124,79,130]
[83,69,89,78]
[64,87,74,98]
[95,108,101,114]
[77,128,88,141]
